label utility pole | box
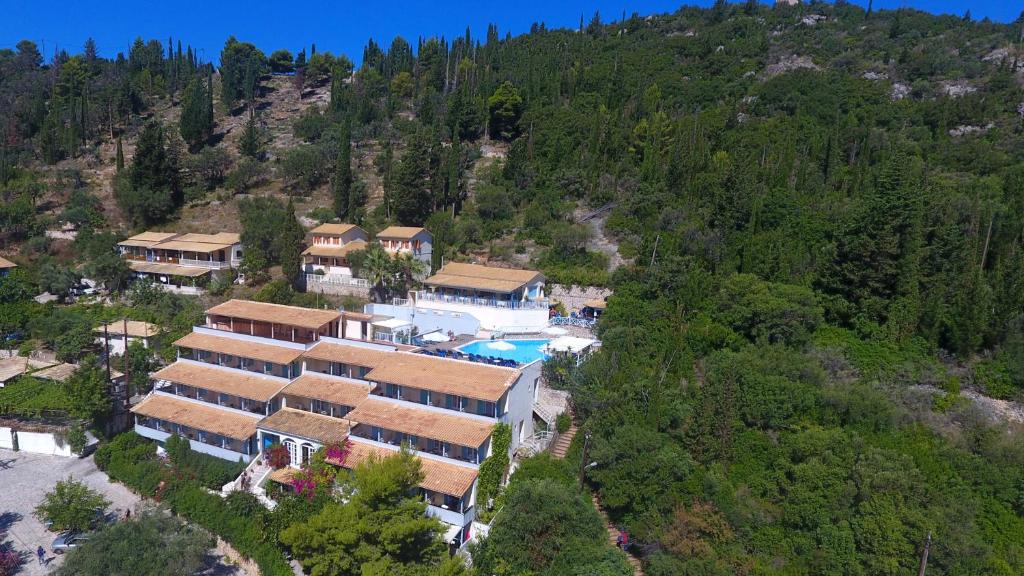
[649,234,661,268]
[917,532,932,576]
[103,323,111,383]
[578,432,592,489]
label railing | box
[427,504,475,528]
[414,291,549,310]
[305,274,370,288]
[549,316,596,328]
[179,258,233,270]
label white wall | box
[3,430,75,457]
[412,299,548,332]
[0,427,13,449]
[501,361,540,454]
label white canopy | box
[371,318,413,330]
[543,336,596,354]
[541,326,568,335]
[420,331,450,343]
[485,340,516,351]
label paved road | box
[0,449,140,575]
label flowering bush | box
[264,443,290,469]
[324,440,352,464]
[0,534,22,576]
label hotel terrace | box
[118,231,243,294]
[375,262,550,334]
[303,223,434,296]
[130,298,542,543]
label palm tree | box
[362,245,394,303]
[393,252,428,294]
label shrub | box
[476,423,512,520]
[165,434,245,489]
[67,426,87,454]
[556,411,573,434]
[264,443,290,469]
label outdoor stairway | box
[550,423,577,459]
[593,493,644,576]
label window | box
[477,401,495,417]
[420,389,430,405]
[264,362,273,374]
[385,384,401,399]
[461,446,477,462]
[312,399,328,414]
[371,426,383,442]
[445,394,457,409]
[197,430,206,443]
[219,393,229,406]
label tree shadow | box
[0,512,23,531]
[196,552,242,575]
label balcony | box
[306,274,370,288]
[179,258,233,270]
[414,291,549,310]
[427,503,475,527]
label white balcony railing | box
[427,504,475,527]
[306,274,370,288]
[179,258,233,270]
[414,291,549,310]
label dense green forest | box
[2,1,1024,574]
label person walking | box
[36,545,45,565]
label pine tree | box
[333,118,353,218]
[115,136,124,173]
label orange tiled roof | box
[365,352,517,402]
[346,397,494,448]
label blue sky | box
[0,1,1018,65]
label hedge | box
[94,432,292,576]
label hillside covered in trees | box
[2,1,1024,574]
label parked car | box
[51,531,90,554]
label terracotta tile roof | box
[206,300,341,330]
[174,332,304,365]
[376,226,427,240]
[346,398,494,448]
[30,363,79,383]
[301,240,367,258]
[0,357,29,383]
[95,320,161,338]
[364,352,517,402]
[152,362,288,402]
[131,394,260,440]
[258,408,350,445]
[0,257,16,269]
[281,374,370,407]
[583,298,607,310]
[118,231,180,248]
[424,263,543,293]
[267,467,299,485]
[342,311,373,322]
[129,261,212,278]
[302,341,393,369]
[334,441,478,497]
[310,223,365,237]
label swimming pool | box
[457,339,551,365]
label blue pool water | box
[457,339,551,365]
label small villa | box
[118,231,243,294]
[377,226,432,266]
[302,223,371,295]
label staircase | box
[550,423,577,459]
[593,493,644,576]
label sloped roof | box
[205,300,341,330]
[95,320,161,338]
[131,394,260,440]
[364,352,517,402]
[118,231,180,248]
[376,226,428,240]
[258,408,350,445]
[302,341,394,369]
[152,362,289,402]
[281,374,371,408]
[129,261,211,278]
[334,440,478,497]
[310,223,365,237]
[173,332,304,365]
[424,263,543,293]
[301,240,367,258]
[583,298,607,310]
[346,397,495,448]
[0,257,17,269]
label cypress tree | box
[238,112,261,159]
[115,136,124,173]
[332,118,353,218]
[179,77,207,149]
[279,199,304,286]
